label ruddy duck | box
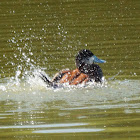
[40,49,106,88]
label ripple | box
[0,123,88,129]
[32,128,104,133]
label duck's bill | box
[93,55,106,63]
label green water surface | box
[0,0,140,140]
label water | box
[0,0,140,139]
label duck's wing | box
[52,69,70,82]
[70,73,88,85]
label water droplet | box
[134,73,137,76]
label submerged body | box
[40,49,106,87]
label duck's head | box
[76,49,106,73]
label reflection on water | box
[0,123,88,129]
[0,0,140,139]
[33,128,104,133]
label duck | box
[40,49,106,88]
